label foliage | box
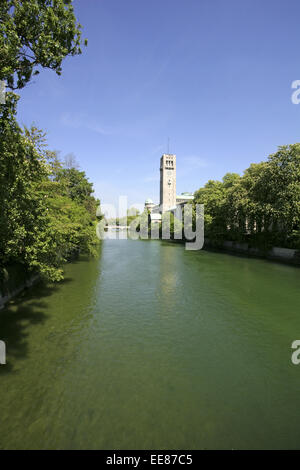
[113,208,140,227]
[0,96,100,283]
[193,145,300,249]
[0,0,98,285]
[0,0,86,90]
[161,211,183,239]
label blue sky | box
[16,0,300,212]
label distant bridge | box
[105,225,129,230]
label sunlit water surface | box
[1,237,300,449]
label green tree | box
[23,125,63,178]
[0,94,49,280]
[194,180,227,241]
[0,96,100,283]
[0,1,99,285]
[249,146,300,247]
[193,145,300,249]
[0,0,86,90]
[54,167,99,219]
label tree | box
[222,172,241,189]
[0,94,49,280]
[194,180,227,241]
[23,125,63,178]
[162,211,183,240]
[55,167,95,204]
[0,0,87,90]
[63,153,80,169]
[0,1,99,284]
[117,208,140,227]
[193,145,300,249]
[0,96,100,283]
[252,145,300,247]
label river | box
[0,237,300,449]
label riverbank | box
[0,248,81,310]
[204,239,300,266]
[1,237,299,310]
[0,264,40,310]
[168,237,300,266]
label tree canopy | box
[0,0,86,90]
[0,95,100,283]
[193,145,300,249]
[0,0,100,286]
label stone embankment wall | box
[207,240,300,265]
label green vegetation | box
[193,144,300,250]
[0,0,86,90]
[107,208,140,227]
[0,96,100,283]
[0,1,99,285]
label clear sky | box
[16,0,300,213]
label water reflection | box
[1,240,300,449]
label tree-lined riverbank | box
[193,145,300,251]
[0,1,100,290]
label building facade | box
[160,154,177,213]
[145,153,194,222]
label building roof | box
[145,198,154,204]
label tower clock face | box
[167,170,172,176]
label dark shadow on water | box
[0,250,103,376]
[0,278,73,375]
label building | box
[144,198,155,212]
[176,192,194,205]
[160,153,177,213]
[145,153,194,223]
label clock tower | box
[160,153,176,213]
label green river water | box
[1,238,300,449]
